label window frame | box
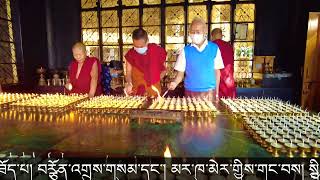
[0,0,21,84]
[80,0,256,80]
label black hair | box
[132,28,148,41]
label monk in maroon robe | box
[211,28,236,98]
[66,42,102,97]
[124,28,167,97]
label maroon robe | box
[68,56,102,96]
[125,43,167,96]
[213,39,236,98]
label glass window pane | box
[0,42,16,63]
[165,44,184,62]
[86,46,100,58]
[0,64,18,84]
[101,0,118,7]
[81,0,96,8]
[211,23,231,42]
[123,45,133,76]
[122,0,139,6]
[102,28,119,45]
[0,20,14,42]
[81,11,98,28]
[188,0,205,2]
[166,25,185,43]
[165,44,184,78]
[166,0,184,3]
[234,23,255,41]
[234,42,254,60]
[0,0,11,20]
[234,4,255,22]
[82,29,99,45]
[188,5,207,24]
[234,61,253,79]
[101,10,118,27]
[102,46,120,62]
[122,9,139,27]
[122,27,138,44]
[143,26,160,44]
[123,44,133,75]
[123,45,132,58]
[143,8,160,26]
[144,0,161,4]
[165,6,185,24]
[211,4,231,23]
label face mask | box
[190,34,205,44]
[111,73,118,78]
[134,46,148,54]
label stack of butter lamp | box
[243,114,320,158]
[0,93,37,109]
[10,94,87,113]
[76,95,147,114]
[148,97,218,118]
[221,97,307,118]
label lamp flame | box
[164,145,171,158]
[66,83,73,91]
[151,85,161,98]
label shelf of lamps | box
[243,114,320,158]
[0,93,38,109]
[221,98,308,118]
[148,97,218,118]
[76,95,147,114]
[10,94,87,113]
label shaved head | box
[72,42,87,62]
[211,28,223,41]
[190,17,207,35]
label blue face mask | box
[134,46,148,54]
[111,73,118,78]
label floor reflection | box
[0,111,270,157]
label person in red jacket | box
[65,42,102,98]
[211,28,236,98]
[124,28,167,97]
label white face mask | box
[190,34,205,44]
[134,46,148,54]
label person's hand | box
[65,83,73,91]
[167,81,178,91]
[88,93,94,99]
[124,82,133,95]
[215,93,220,103]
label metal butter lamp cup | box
[271,140,283,157]
[36,67,46,86]
[278,137,289,145]
[298,139,310,158]
[310,140,320,158]
[285,140,298,158]
[265,136,275,152]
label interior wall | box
[19,0,48,88]
[50,0,81,69]
[255,0,290,71]
[17,0,81,88]
[301,13,320,112]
